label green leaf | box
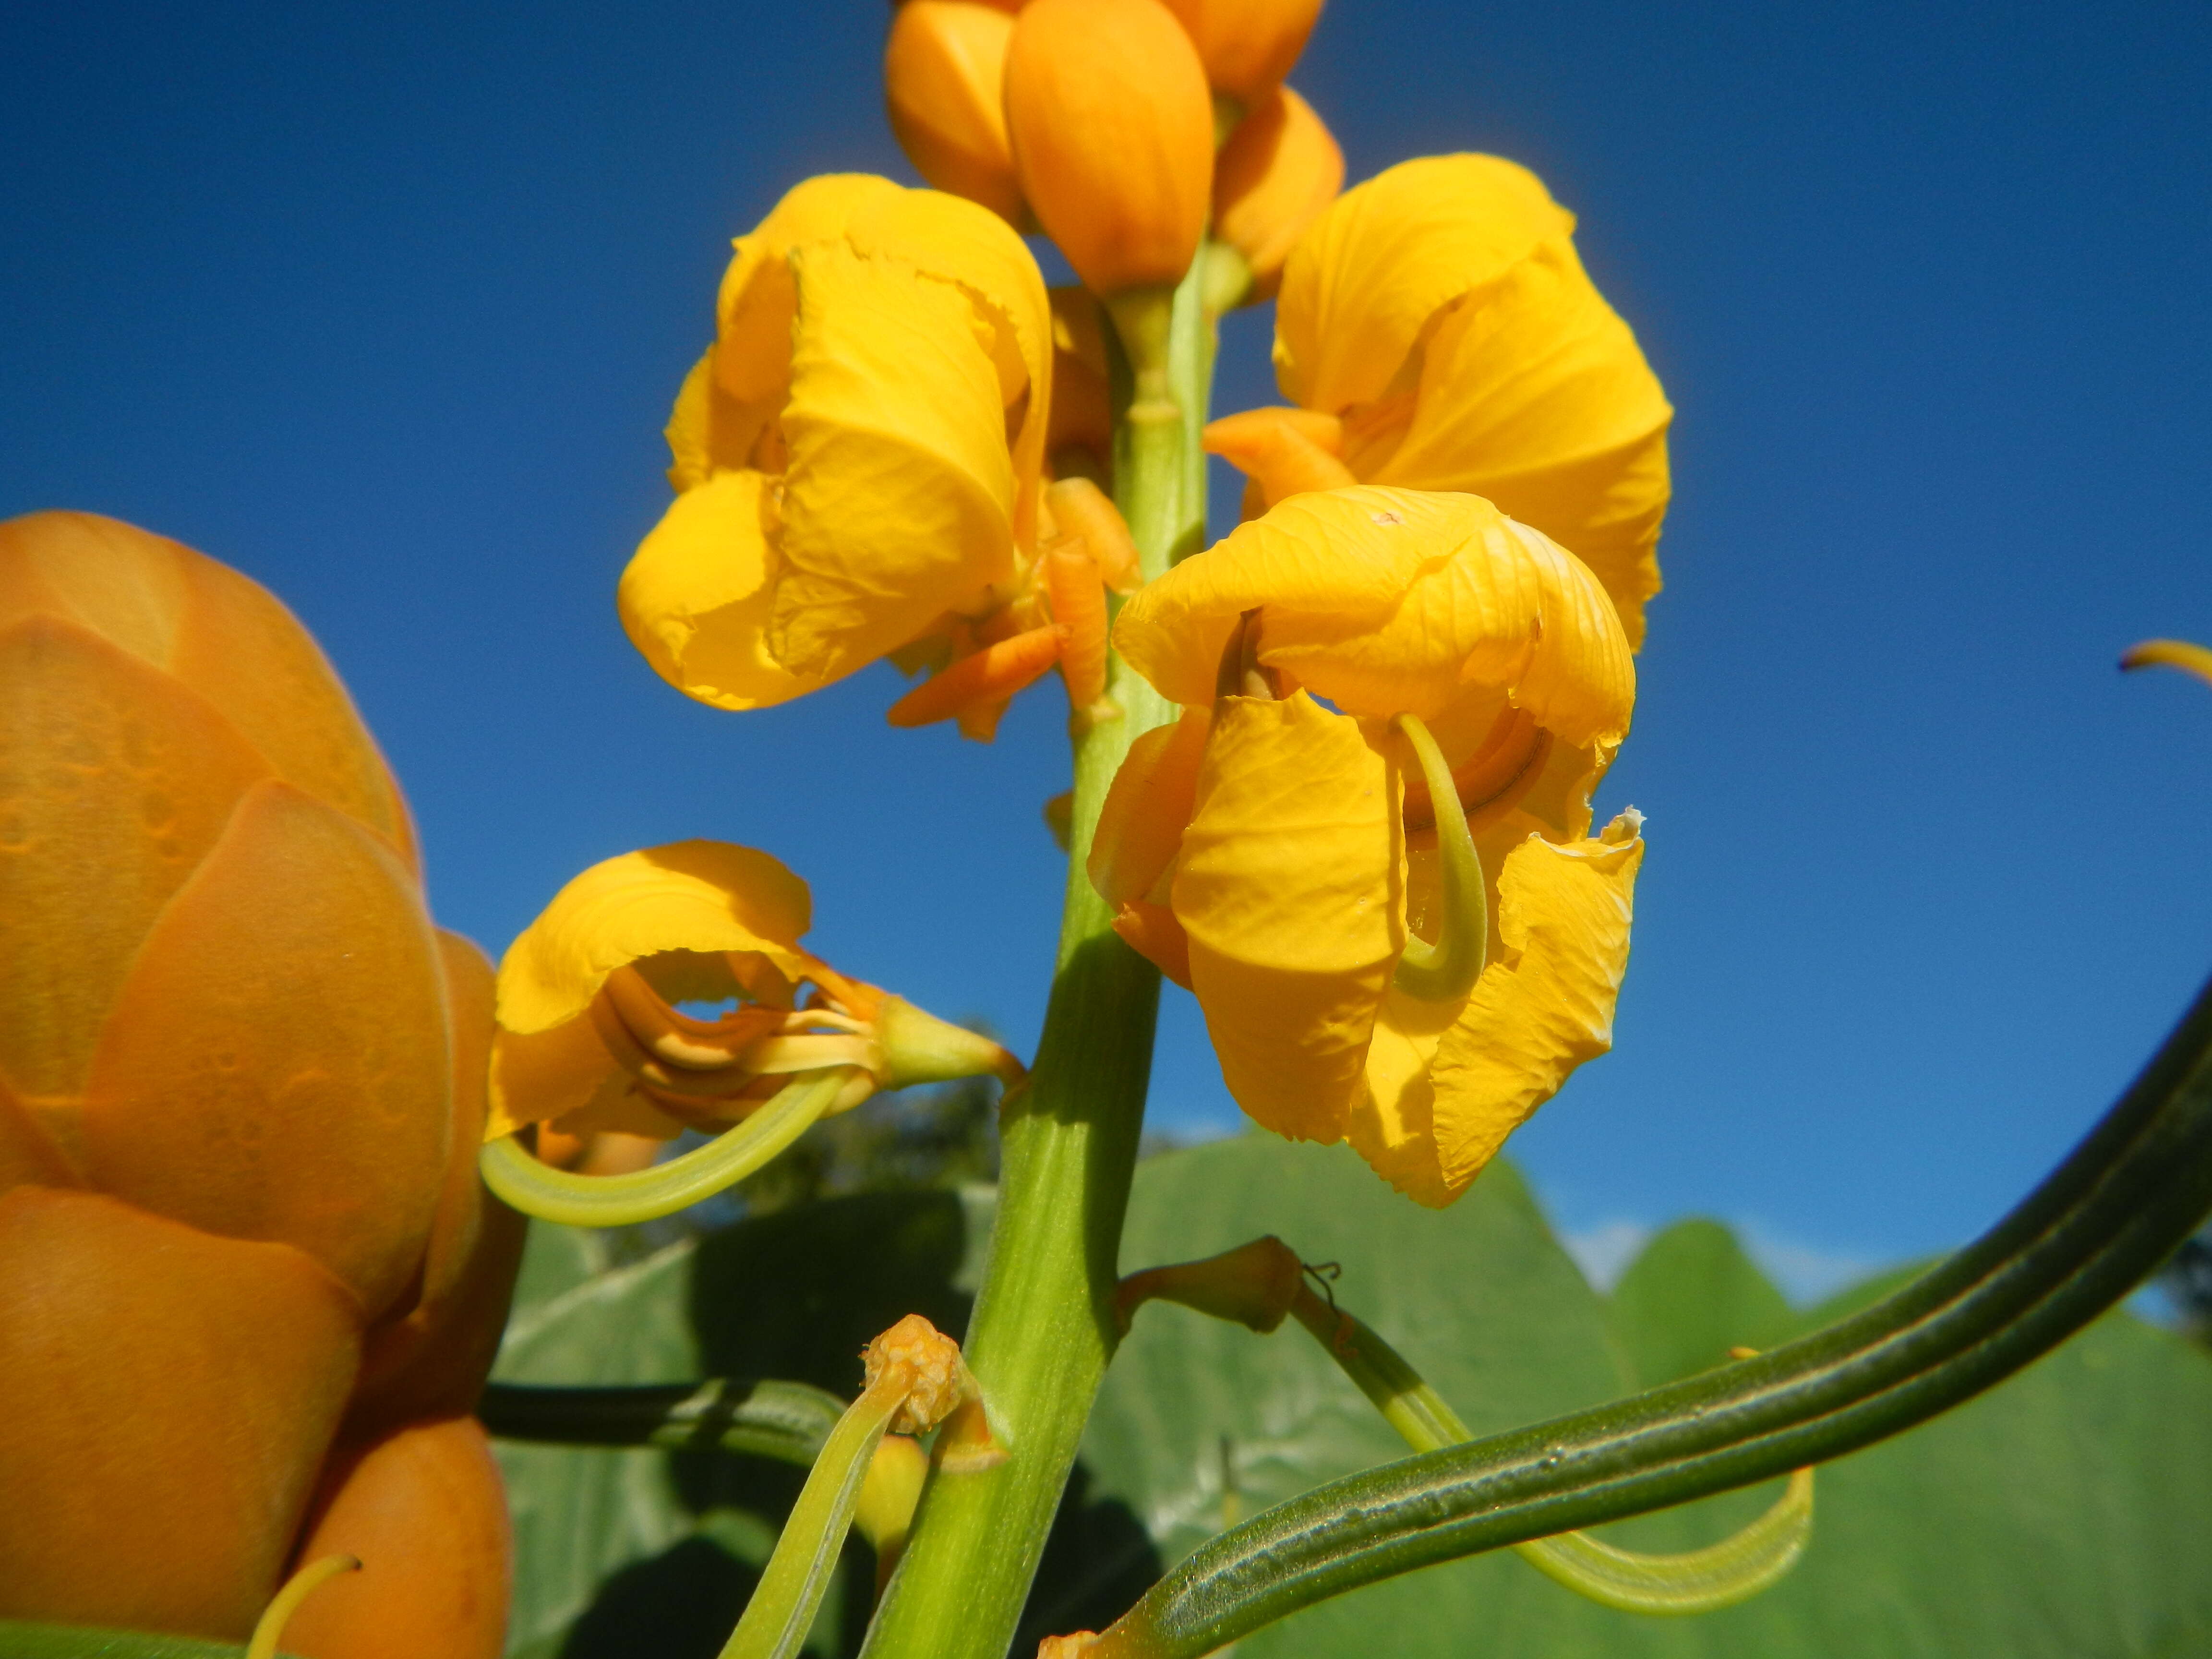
[0,1625,254,1659]
[489,1189,995,1659]
[1078,1134,2212,1658]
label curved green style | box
[1388,711,1487,1003]
[478,1068,856,1228]
[1091,972,2212,1658]
[479,1377,847,1468]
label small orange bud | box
[1004,0,1214,295]
[1159,0,1323,101]
[282,1418,512,1659]
[885,1,1025,224]
[1213,85,1343,298]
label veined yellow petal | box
[1354,818,1642,1205]
[769,243,1019,681]
[1173,693,1404,1143]
[1357,236,1671,650]
[717,174,908,409]
[485,1017,620,1141]
[617,470,831,711]
[1274,155,1571,414]
[665,350,766,493]
[1115,487,1633,747]
[497,841,814,1036]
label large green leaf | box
[489,1136,2212,1657]
[1083,1135,2212,1658]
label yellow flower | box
[1093,486,1644,1204]
[489,840,1021,1145]
[1211,85,1344,303]
[620,175,1053,711]
[1206,155,1673,648]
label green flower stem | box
[1094,972,2212,1659]
[721,1374,908,1659]
[1285,1288,1812,1615]
[479,1377,849,1467]
[860,259,1211,1659]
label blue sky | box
[5,0,2209,1293]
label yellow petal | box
[1356,232,1671,650]
[1353,817,1642,1204]
[617,469,831,711]
[485,1016,616,1141]
[716,174,908,409]
[1115,486,1634,749]
[665,349,766,492]
[497,841,813,1036]
[1088,703,1210,907]
[1173,692,1403,1142]
[769,241,1021,680]
[1275,155,1573,414]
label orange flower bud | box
[282,1418,513,1659]
[1212,85,1343,299]
[885,1,1025,224]
[1160,0,1323,101]
[1004,0,1213,295]
[0,510,515,1639]
[0,1188,362,1637]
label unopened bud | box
[1213,85,1343,300]
[885,1,1025,224]
[862,1313,971,1435]
[1160,0,1324,103]
[875,996,1026,1089]
[1116,1235,1306,1334]
[1004,0,1214,296]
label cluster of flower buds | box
[0,511,517,1655]
[884,0,1340,307]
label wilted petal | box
[497,840,814,1035]
[77,781,452,1319]
[0,1187,362,1638]
[1173,693,1403,1142]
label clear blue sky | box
[6,0,2209,1293]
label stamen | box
[1045,543,1114,716]
[603,966,779,1068]
[1392,712,1487,1004]
[480,1067,860,1227]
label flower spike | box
[1389,713,1486,1004]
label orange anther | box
[887,624,1067,728]
[1203,407,1356,507]
[1045,546,1111,711]
[1046,477,1142,593]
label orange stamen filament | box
[1045,545,1113,713]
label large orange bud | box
[885,1,1025,224]
[1003,0,1213,296]
[0,510,515,1643]
[1213,85,1343,300]
[1160,0,1324,102]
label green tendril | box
[479,1068,857,1228]
[1391,712,1487,1003]
[1283,1287,1812,1614]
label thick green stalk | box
[860,263,1210,1659]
